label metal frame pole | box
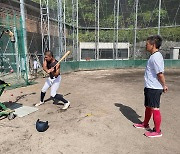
[113,0,116,60]
[134,0,138,60]
[63,0,66,54]
[76,0,79,61]
[20,0,29,83]
[158,0,161,35]
[13,26,20,78]
[40,0,50,58]
[116,0,120,59]
[72,0,78,61]
[57,0,63,57]
[95,0,99,60]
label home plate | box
[14,106,38,117]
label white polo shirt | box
[144,52,164,89]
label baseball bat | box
[54,50,71,67]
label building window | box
[99,49,113,59]
[81,49,95,60]
[117,49,128,59]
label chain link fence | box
[0,0,180,89]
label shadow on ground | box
[44,96,64,105]
[15,92,36,103]
[115,103,142,123]
[0,92,37,120]
[0,102,22,120]
[44,93,71,105]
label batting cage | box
[0,12,29,88]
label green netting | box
[0,13,29,89]
[61,60,180,73]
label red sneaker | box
[133,123,150,130]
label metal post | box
[97,0,99,60]
[76,0,79,61]
[40,0,50,58]
[158,0,161,35]
[57,0,63,57]
[47,2,50,50]
[95,0,99,60]
[63,0,66,54]
[72,0,78,61]
[72,0,74,59]
[13,13,21,78]
[40,0,43,56]
[20,0,29,84]
[116,0,120,59]
[95,0,97,59]
[72,0,75,61]
[113,0,116,60]
[134,0,138,60]
[13,27,20,78]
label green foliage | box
[78,31,95,42]
[31,0,57,7]
[100,15,114,27]
[31,0,179,42]
[161,27,180,41]
[78,27,180,43]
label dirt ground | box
[0,68,180,154]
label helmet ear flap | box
[36,119,49,132]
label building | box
[170,47,180,59]
[79,42,130,61]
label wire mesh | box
[0,0,180,88]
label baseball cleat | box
[61,101,70,110]
[35,101,44,107]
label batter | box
[35,51,70,110]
